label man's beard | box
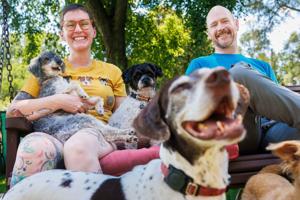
[214,28,235,49]
[214,38,234,49]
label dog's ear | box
[122,67,133,84]
[267,141,300,162]
[235,83,250,117]
[28,56,43,79]
[133,80,172,141]
[149,63,163,77]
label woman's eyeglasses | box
[63,19,93,31]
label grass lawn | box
[0,175,6,193]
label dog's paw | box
[88,97,104,115]
[95,103,105,116]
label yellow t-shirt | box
[21,59,126,122]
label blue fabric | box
[186,53,278,83]
[261,122,300,149]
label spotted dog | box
[26,51,136,145]
[3,67,249,200]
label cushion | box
[100,144,239,176]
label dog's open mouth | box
[182,96,244,140]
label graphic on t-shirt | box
[98,77,112,87]
[106,96,114,107]
[78,76,93,86]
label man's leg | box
[261,122,300,149]
[230,62,300,153]
[237,109,262,154]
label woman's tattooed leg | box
[10,132,63,187]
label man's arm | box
[185,58,202,75]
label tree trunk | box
[86,0,128,70]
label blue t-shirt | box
[186,53,278,83]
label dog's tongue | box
[183,115,244,140]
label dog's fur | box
[28,51,136,145]
[109,63,163,130]
[242,140,300,200]
[3,67,248,200]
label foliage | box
[1,0,240,104]
[237,0,300,32]
[279,32,300,85]
[127,6,192,82]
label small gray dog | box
[28,51,136,145]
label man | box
[186,5,300,154]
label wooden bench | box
[4,85,300,188]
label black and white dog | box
[26,51,136,145]
[108,63,163,129]
[3,67,249,200]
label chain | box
[0,1,4,93]
[1,0,14,101]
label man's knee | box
[229,62,255,84]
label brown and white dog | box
[2,67,248,200]
[242,140,300,200]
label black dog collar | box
[161,163,226,196]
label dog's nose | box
[206,69,230,87]
[142,76,152,85]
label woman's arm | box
[6,91,87,121]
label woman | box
[6,4,127,186]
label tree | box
[279,32,300,85]
[3,0,239,69]
[238,0,300,32]
[126,6,192,81]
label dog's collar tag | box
[139,103,145,109]
[161,163,226,196]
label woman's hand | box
[54,94,88,114]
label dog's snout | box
[141,76,152,85]
[206,69,230,87]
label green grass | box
[0,175,6,193]
[226,188,242,200]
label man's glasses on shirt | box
[63,19,93,31]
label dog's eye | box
[133,72,141,79]
[42,57,50,65]
[170,82,192,93]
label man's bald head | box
[205,5,239,53]
[206,5,234,27]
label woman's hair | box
[59,3,95,28]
